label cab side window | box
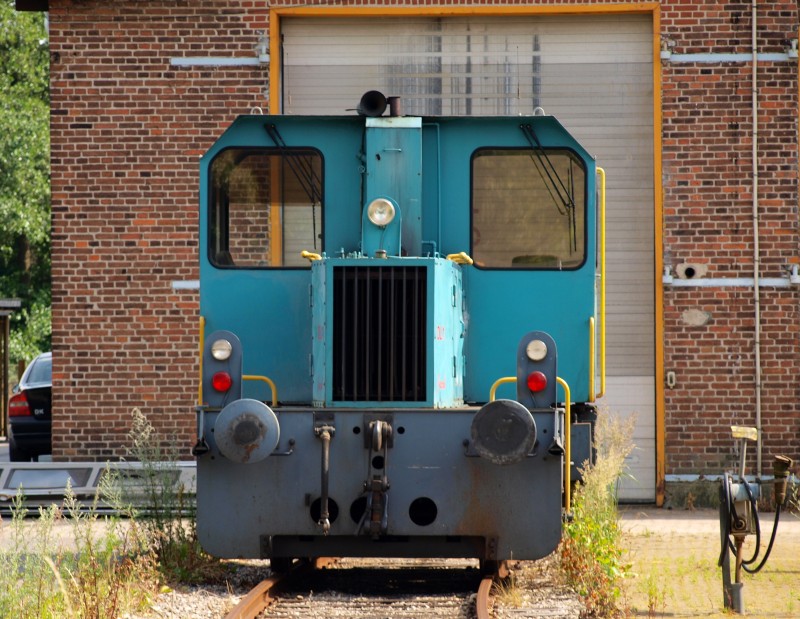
[209,148,323,268]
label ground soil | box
[3,503,798,618]
[619,506,800,618]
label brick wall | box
[49,0,269,459]
[47,0,799,480]
[661,1,799,474]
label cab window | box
[209,148,323,268]
[471,148,585,269]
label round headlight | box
[367,198,396,227]
[526,339,548,362]
[211,338,233,361]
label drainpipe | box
[751,0,763,476]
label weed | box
[0,493,64,618]
[492,573,524,608]
[0,406,224,618]
[0,476,159,618]
[62,475,158,617]
[122,407,222,584]
[642,570,667,617]
[559,411,635,617]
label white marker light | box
[526,339,548,362]
[211,338,233,361]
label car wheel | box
[8,439,31,462]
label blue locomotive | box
[193,92,604,568]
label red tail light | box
[526,371,548,393]
[212,371,233,392]
[9,392,31,417]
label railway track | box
[224,558,506,619]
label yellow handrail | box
[597,167,607,399]
[489,374,572,510]
[588,316,595,402]
[489,376,517,401]
[243,374,278,407]
[556,376,572,511]
[199,319,278,408]
[446,251,474,265]
[198,316,205,406]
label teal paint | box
[199,112,597,406]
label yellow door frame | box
[268,3,666,506]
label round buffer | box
[470,399,537,465]
[214,398,279,464]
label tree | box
[0,1,50,364]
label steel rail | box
[476,576,493,619]
[223,573,283,619]
[476,560,509,619]
[224,557,338,619]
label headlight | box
[367,198,396,227]
[211,338,233,361]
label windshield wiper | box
[520,123,577,252]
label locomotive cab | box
[195,95,602,565]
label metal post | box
[0,300,22,439]
[1,315,7,438]
[720,485,746,614]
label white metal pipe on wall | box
[751,0,763,476]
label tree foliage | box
[0,1,50,365]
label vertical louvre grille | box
[333,266,427,401]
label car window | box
[27,356,52,384]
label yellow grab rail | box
[243,374,278,407]
[489,376,517,402]
[589,316,595,402]
[198,316,205,406]
[446,251,474,265]
[556,376,572,511]
[596,167,607,399]
[199,318,278,408]
[489,374,572,510]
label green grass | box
[622,510,800,617]
[0,407,224,618]
[0,476,158,618]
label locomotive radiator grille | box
[332,266,427,402]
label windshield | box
[471,148,586,269]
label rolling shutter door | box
[282,14,655,500]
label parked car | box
[8,351,52,461]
